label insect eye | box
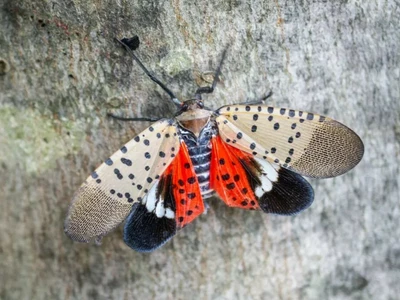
[197,101,204,109]
[181,103,189,111]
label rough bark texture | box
[1,1,399,299]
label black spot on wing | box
[257,168,314,215]
[123,204,177,252]
[121,158,132,166]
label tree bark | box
[1,1,399,299]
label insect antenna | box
[106,113,161,122]
[195,46,229,100]
[115,37,182,107]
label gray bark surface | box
[1,1,399,299]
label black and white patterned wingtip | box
[257,167,314,215]
[123,203,177,252]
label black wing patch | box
[239,156,314,215]
[256,168,314,215]
[123,204,176,252]
[123,173,177,252]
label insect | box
[64,36,364,252]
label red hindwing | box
[210,136,260,210]
[164,142,205,228]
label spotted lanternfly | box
[64,37,364,252]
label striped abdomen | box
[179,122,215,199]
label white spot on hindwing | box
[255,186,265,198]
[256,158,279,182]
[255,176,273,197]
[155,200,165,218]
[143,180,175,219]
[254,158,279,198]
[144,182,157,210]
[165,208,175,219]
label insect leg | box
[237,90,273,105]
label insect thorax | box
[178,118,217,199]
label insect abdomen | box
[187,144,213,198]
[179,125,215,199]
